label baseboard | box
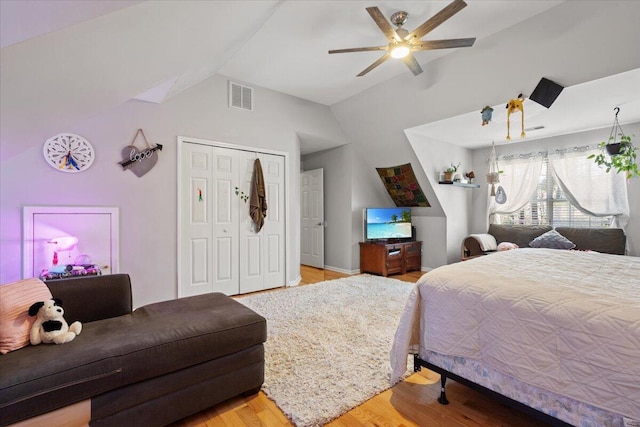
[288,275,302,287]
[324,265,359,275]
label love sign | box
[119,129,163,177]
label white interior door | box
[259,153,286,290]
[300,168,324,268]
[180,139,285,297]
[211,147,241,295]
[180,143,214,297]
[239,152,286,293]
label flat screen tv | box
[363,207,412,242]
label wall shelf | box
[439,181,480,188]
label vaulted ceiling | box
[2,1,639,161]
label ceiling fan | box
[329,0,476,77]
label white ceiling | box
[1,0,639,158]
[1,0,562,106]
[408,68,640,149]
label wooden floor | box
[171,266,549,427]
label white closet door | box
[180,143,214,297]
[180,140,285,297]
[239,153,262,293]
[211,147,241,295]
[239,152,285,293]
[260,153,286,290]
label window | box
[496,155,613,228]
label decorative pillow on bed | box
[497,242,519,251]
[0,278,52,354]
[529,229,576,250]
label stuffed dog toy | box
[28,298,82,345]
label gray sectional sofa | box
[462,224,627,259]
[0,274,266,426]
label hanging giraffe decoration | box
[506,94,526,140]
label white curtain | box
[488,156,543,224]
[550,149,630,229]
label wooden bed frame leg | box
[438,375,450,405]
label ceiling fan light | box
[391,45,410,59]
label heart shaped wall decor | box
[118,129,163,177]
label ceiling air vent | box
[228,81,253,111]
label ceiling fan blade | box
[406,0,467,42]
[328,46,388,54]
[357,52,391,77]
[402,54,423,76]
[412,38,476,50]
[366,6,401,42]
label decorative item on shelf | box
[464,171,475,183]
[588,107,639,179]
[47,236,78,266]
[480,106,493,126]
[506,94,526,140]
[43,133,95,172]
[118,129,163,177]
[486,141,502,196]
[443,162,460,183]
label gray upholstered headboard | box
[555,227,626,255]
[487,224,626,255]
[487,224,552,249]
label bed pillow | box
[529,229,576,250]
[0,278,52,354]
[497,242,519,251]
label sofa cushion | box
[555,227,626,254]
[0,278,52,354]
[488,224,552,248]
[45,274,133,324]
[0,292,266,425]
[529,229,576,249]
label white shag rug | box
[236,274,415,427]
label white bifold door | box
[180,142,285,297]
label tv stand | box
[359,241,422,277]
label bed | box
[390,248,640,427]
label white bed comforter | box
[390,248,640,420]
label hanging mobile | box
[486,141,500,196]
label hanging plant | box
[486,141,504,196]
[587,108,639,179]
[588,134,639,179]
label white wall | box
[470,123,640,256]
[302,144,353,273]
[406,132,474,264]
[330,0,640,266]
[0,74,349,307]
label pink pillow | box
[0,278,52,354]
[497,242,519,251]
